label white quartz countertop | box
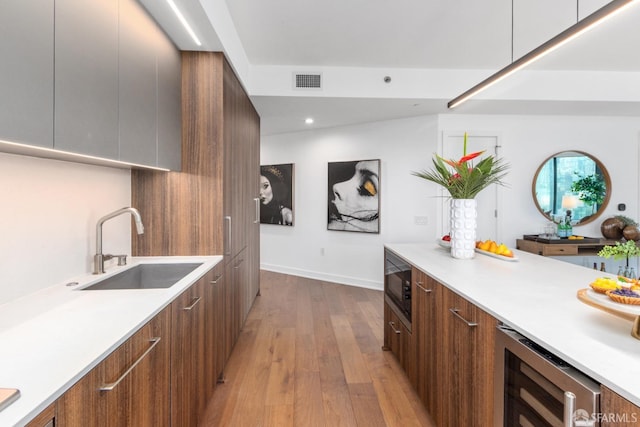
[385,243,640,407]
[0,256,222,427]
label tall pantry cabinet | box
[131,51,261,373]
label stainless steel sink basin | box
[80,263,202,290]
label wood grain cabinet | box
[385,263,498,427]
[24,403,55,427]
[132,51,261,377]
[207,263,226,385]
[600,386,640,426]
[411,268,440,417]
[434,284,497,427]
[56,306,171,427]
[383,301,414,378]
[170,274,209,427]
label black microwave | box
[384,249,412,323]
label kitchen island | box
[0,256,221,427]
[385,242,640,411]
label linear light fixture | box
[447,0,640,109]
[0,140,171,172]
[166,0,202,46]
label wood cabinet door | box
[213,264,227,381]
[436,286,497,427]
[171,279,207,427]
[384,300,412,375]
[412,269,440,416]
[56,306,171,427]
[600,386,640,426]
[25,403,55,427]
[204,265,224,393]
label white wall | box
[260,116,439,289]
[261,114,640,289]
[0,153,132,304]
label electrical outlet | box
[320,247,325,256]
[414,216,428,225]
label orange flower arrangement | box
[412,132,509,199]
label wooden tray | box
[577,289,640,340]
[524,234,601,244]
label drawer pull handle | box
[563,391,576,427]
[254,198,260,224]
[100,337,161,392]
[449,308,478,327]
[224,216,231,256]
[416,282,432,294]
[210,274,223,284]
[183,296,202,311]
[388,321,402,334]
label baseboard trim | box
[259,263,383,291]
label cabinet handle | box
[210,274,223,284]
[416,282,432,293]
[388,321,402,334]
[99,337,161,392]
[234,258,244,269]
[254,197,260,224]
[183,296,202,311]
[563,391,576,427]
[224,216,232,256]
[449,308,478,327]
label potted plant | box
[412,132,509,259]
[570,173,605,214]
[598,240,640,277]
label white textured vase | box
[450,198,477,259]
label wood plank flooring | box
[200,271,435,427]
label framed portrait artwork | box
[259,163,294,225]
[327,159,380,233]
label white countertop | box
[385,243,640,407]
[0,256,222,427]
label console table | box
[515,238,618,257]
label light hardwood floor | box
[200,270,435,427]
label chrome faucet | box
[94,207,144,274]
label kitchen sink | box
[80,263,202,290]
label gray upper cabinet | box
[0,0,181,170]
[118,0,159,166]
[0,1,54,148]
[120,0,182,170]
[156,29,182,171]
[54,0,120,159]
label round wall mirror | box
[532,151,611,226]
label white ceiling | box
[142,0,640,135]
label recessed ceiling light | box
[305,118,314,124]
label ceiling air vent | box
[293,72,322,90]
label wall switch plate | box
[414,216,428,225]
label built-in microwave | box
[384,249,412,325]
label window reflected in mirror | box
[532,151,611,225]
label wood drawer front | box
[541,244,578,256]
[516,239,542,255]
